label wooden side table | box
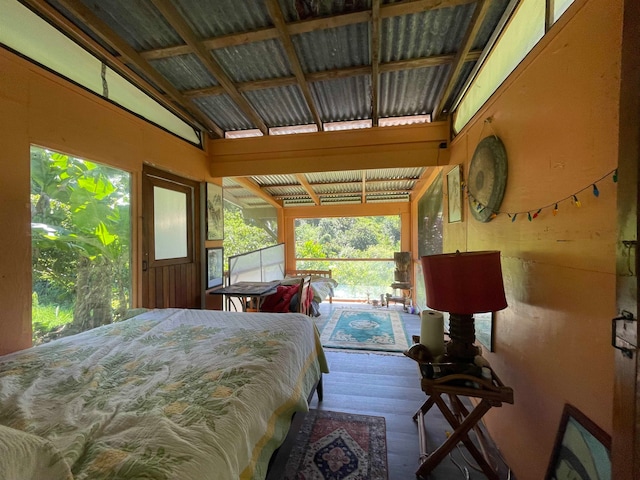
[413,367,514,479]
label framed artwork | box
[206,182,223,240]
[474,312,494,352]
[447,165,462,223]
[545,404,611,480]
[206,247,224,289]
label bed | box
[285,270,337,316]
[0,308,328,480]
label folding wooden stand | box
[413,369,514,479]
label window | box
[31,146,131,344]
[416,171,444,309]
[223,199,278,272]
[294,216,401,300]
[454,0,545,133]
[453,0,577,133]
[2,0,199,145]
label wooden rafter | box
[370,0,381,127]
[140,0,476,61]
[52,0,224,138]
[411,166,442,201]
[253,176,423,189]
[233,177,282,209]
[432,0,493,120]
[295,174,321,205]
[271,187,414,201]
[381,0,476,18]
[182,51,482,99]
[150,0,269,135]
[266,0,323,131]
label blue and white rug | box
[320,309,409,353]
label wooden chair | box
[296,276,312,315]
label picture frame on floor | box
[544,403,611,480]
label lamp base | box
[446,313,481,362]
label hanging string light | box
[572,195,581,207]
[465,168,617,221]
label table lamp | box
[421,251,507,362]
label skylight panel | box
[0,0,200,145]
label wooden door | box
[141,166,201,309]
[612,1,639,477]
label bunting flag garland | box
[465,168,617,221]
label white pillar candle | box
[420,310,445,357]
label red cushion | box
[260,284,299,312]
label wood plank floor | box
[273,302,514,480]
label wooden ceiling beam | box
[266,0,323,131]
[53,0,223,137]
[142,27,280,61]
[258,176,422,189]
[140,0,476,61]
[381,0,477,18]
[233,177,283,209]
[370,0,381,127]
[150,0,270,135]
[183,51,481,98]
[295,174,321,205]
[432,0,493,120]
[271,187,414,200]
[411,166,442,201]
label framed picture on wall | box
[206,247,224,289]
[544,404,611,480]
[206,182,223,240]
[447,165,462,223]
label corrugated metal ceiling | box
[30,0,514,207]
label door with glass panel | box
[142,166,201,308]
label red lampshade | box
[421,251,507,314]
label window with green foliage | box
[30,146,131,344]
[294,216,401,301]
[223,200,278,271]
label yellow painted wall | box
[0,48,212,355]
[445,0,621,477]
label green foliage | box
[30,146,131,337]
[32,303,74,344]
[222,205,275,267]
[293,216,401,299]
[32,304,74,329]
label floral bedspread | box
[0,309,326,480]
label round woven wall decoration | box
[467,136,508,222]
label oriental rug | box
[320,309,410,353]
[282,410,388,480]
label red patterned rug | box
[283,410,388,480]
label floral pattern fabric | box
[0,309,325,480]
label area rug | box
[282,410,388,480]
[320,309,410,353]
